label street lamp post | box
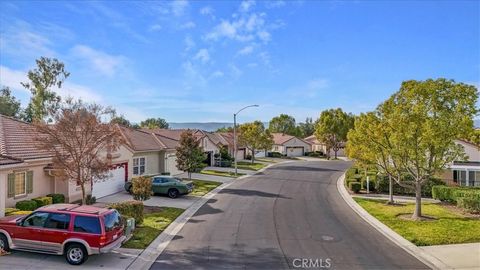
[233,104,259,176]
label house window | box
[133,157,146,176]
[14,172,27,196]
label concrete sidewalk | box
[420,243,480,269]
[202,166,254,175]
[177,172,235,183]
[352,193,440,203]
[97,191,201,209]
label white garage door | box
[235,149,246,161]
[93,165,126,198]
[166,154,182,176]
[286,147,304,157]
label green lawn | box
[200,169,245,178]
[234,161,267,171]
[188,179,222,196]
[354,198,480,246]
[256,158,277,163]
[122,207,184,249]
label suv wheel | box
[65,243,88,265]
[0,234,10,252]
[168,188,179,199]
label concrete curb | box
[126,161,288,270]
[336,173,451,270]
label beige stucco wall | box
[1,160,55,208]
[457,140,480,162]
[132,151,162,177]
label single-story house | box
[440,139,480,187]
[304,135,345,157]
[271,133,311,157]
[215,132,247,161]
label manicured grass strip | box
[354,198,480,246]
[234,161,267,171]
[122,207,184,249]
[200,169,245,178]
[256,158,277,163]
[188,179,222,197]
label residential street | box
[151,160,429,270]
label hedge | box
[47,193,65,204]
[32,196,53,208]
[376,175,445,197]
[7,210,32,216]
[109,201,144,225]
[16,200,38,211]
[268,152,283,158]
[432,185,480,202]
[349,182,361,193]
[457,193,480,213]
[5,208,19,215]
[361,178,376,192]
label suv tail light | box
[99,235,107,246]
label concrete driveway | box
[97,191,201,209]
[0,248,141,270]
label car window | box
[23,212,49,228]
[45,213,71,230]
[73,216,101,234]
[161,178,170,183]
[104,210,122,232]
[153,177,161,184]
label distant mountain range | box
[170,120,480,132]
[169,122,233,131]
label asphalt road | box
[151,160,429,270]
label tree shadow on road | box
[219,188,291,199]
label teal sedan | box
[125,176,194,198]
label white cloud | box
[70,45,126,77]
[184,35,195,52]
[180,21,196,29]
[0,65,102,102]
[193,49,211,64]
[237,45,254,56]
[240,0,256,12]
[149,24,162,31]
[229,64,243,78]
[210,70,224,78]
[200,6,215,19]
[171,0,188,16]
[257,30,271,43]
[265,0,286,9]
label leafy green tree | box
[216,126,233,132]
[176,130,206,180]
[111,115,133,128]
[140,117,169,129]
[0,86,22,117]
[315,108,354,159]
[21,57,69,122]
[379,79,478,220]
[238,121,274,163]
[470,129,480,149]
[297,117,315,138]
[268,114,298,135]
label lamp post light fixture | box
[233,104,259,176]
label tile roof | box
[304,135,320,145]
[0,115,53,162]
[272,133,296,145]
[118,126,166,152]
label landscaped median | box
[200,169,246,178]
[234,161,267,171]
[189,179,222,196]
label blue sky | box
[0,0,479,123]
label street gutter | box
[336,172,450,270]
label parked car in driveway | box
[125,176,194,198]
[0,204,125,265]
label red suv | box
[0,204,125,265]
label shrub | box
[268,152,282,158]
[46,193,65,204]
[32,196,53,208]
[345,178,357,186]
[432,186,455,202]
[457,193,480,213]
[85,195,96,205]
[15,200,38,211]
[349,182,361,193]
[8,210,32,216]
[109,201,144,225]
[361,178,376,192]
[131,176,152,201]
[5,208,19,215]
[160,172,171,175]
[376,175,444,197]
[245,154,252,160]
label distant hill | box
[169,122,233,131]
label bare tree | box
[34,99,123,204]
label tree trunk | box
[81,184,86,205]
[251,148,255,164]
[412,181,422,220]
[388,174,394,204]
[334,149,338,159]
[188,171,192,180]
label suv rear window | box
[104,210,121,232]
[74,216,101,234]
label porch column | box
[466,169,470,186]
[0,175,5,217]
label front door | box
[12,212,49,251]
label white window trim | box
[14,171,27,197]
[133,156,147,176]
